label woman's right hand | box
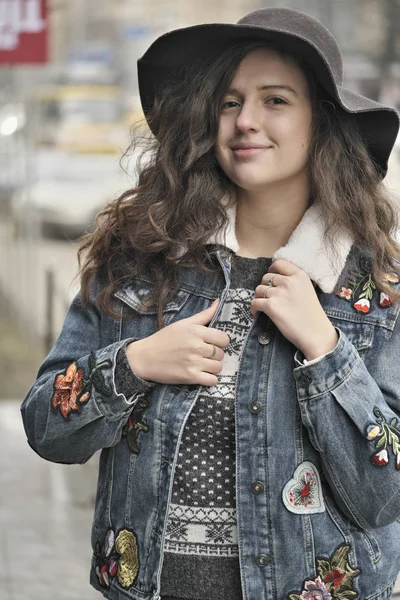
[126,299,230,386]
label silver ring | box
[267,275,276,287]
[263,276,275,298]
[208,344,217,359]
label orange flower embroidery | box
[51,362,90,418]
[51,353,112,419]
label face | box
[215,48,313,194]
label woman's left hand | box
[251,259,338,361]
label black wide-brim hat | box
[138,7,399,177]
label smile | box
[232,147,269,158]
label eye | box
[267,97,287,106]
[221,100,240,110]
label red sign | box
[0,0,48,64]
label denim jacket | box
[21,204,400,600]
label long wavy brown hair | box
[78,40,400,327]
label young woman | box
[21,7,400,600]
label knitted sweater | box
[160,255,272,600]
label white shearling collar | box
[207,202,354,293]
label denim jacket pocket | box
[324,489,381,565]
[365,582,395,600]
[115,280,191,338]
[326,311,374,357]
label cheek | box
[299,111,313,143]
[215,125,230,165]
[216,116,234,147]
[216,122,228,148]
[214,138,224,167]
[288,115,312,153]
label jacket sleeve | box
[294,321,400,529]
[20,290,154,465]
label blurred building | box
[43,0,400,111]
[47,0,260,113]
[1,1,400,102]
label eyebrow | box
[226,84,299,97]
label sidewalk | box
[0,400,99,600]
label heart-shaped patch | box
[282,461,325,514]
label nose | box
[235,100,261,133]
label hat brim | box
[334,87,399,176]
[138,22,399,177]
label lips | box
[230,141,272,159]
[231,143,268,150]
[231,144,270,159]
[231,142,270,150]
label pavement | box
[0,400,99,600]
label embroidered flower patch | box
[51,352,112,419]
[353,298,370,313]
[385,273,400,284]
[122,396,149,454]
[380,292,393,307]
[336,261,397,313]
[51,362,89,419]
[298,576,331,600]
[115,529,140,589]
[367,407,400,469]
[288,545,360,600]
[338,287,352,300]
[95,528,139,590]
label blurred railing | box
[0,215,78,353]
[44,267,71,353]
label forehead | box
[232,48,309,93]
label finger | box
[197,372,219,387]
[203,343,225,361]
[186,299,220,325]
[254,284,268,299]
[259,273,284,288]
[202,358,223,374]
[254,283,281,299]
[204,329,230,348]
[268,259,299,276]
[250,298,268,317]
[251,288,279,315]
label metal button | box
[299,375,311,387]
[258,332,271,345]
[249,401,262,414]
[251,481,264,495]
[256,553,269,567]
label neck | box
[235,180,311,258]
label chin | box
[230,170,283,189]
[234,178,280,191]
[234,169,308,192]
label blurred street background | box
[0,1,400,599]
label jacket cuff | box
[293,328,359,401]
[92,338,155,418]
[114,345,154,401]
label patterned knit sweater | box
[160,255,272,600]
